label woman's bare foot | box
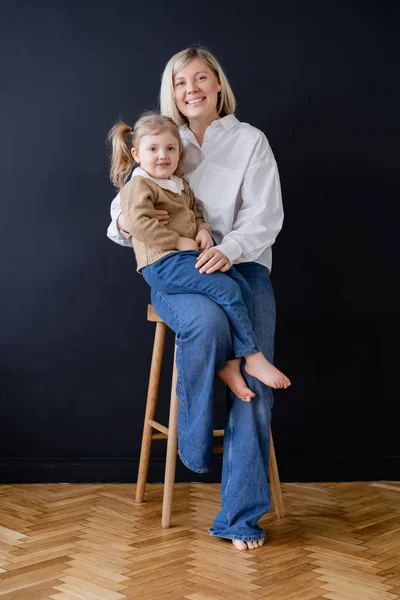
[218,359,256,402]
[232,539,265,550]
[245,353,291,389]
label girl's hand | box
[154,209,169,226]
[196,248,231,274]
[176,237,199,251]
[195,229,214,251]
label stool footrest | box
[148,420,168,436]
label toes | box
[233,539,265,550]
[232,539,247,550]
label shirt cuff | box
[119,229,131,241]
[214,239,242,265]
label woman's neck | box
[188,113,220,146]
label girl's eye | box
[149,147,156,152]
[167,147,176,151]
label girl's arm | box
[121,179,180,250]
[214,132,284,265]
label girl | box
[108,113,290,400]
[107,47,286,550]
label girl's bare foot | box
[218,359,256,402]
[245,353,291,389]
[232,539,265,550]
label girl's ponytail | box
[108,121,134,189]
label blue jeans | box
[149,258,275,542]
[142,251,260,358]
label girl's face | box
[173,58,222,124]
[132,131,180,179]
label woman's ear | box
[131,147,140,163]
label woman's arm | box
[107,191,170,247]
[106,192,133,247]
[214,133,284,265]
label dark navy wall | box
[1,0,399,482]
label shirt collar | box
[180,114,239,139]
[132,167,184,195]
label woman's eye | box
[175,81,184,87]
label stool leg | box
[161,345,179,528]
[268,427,285,518]
[136,321,167,504]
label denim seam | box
[233,346,260,358]
[228,301,261,355]
[224,410,234,523]
[154,290,185,330]
[179,451,211,474]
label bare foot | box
[245,353,291,389]
[232,539,265,550]
[218,359,256,402]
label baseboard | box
[0,456,399,483]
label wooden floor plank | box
[0,482,399,599]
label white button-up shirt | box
[107,115,284,271]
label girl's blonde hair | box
[160,46,236,126]
[108,112,183,189]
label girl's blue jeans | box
[146,252,275,542]
[142,251,260,359]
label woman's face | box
[173,58,222,124]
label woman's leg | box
[209,263,276,548]
[150,288,232,473]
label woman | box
[107,46,284,551]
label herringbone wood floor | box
[0,482,399,599]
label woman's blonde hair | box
[160,46,236,126]
[107,112,183,189]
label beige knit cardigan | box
[120,175,211,272]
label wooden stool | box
[136,304,285,528]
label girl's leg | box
[143,251,259,358]
[145,252,289,391]
[217,266,257,401]
[209,263,277,548]
[150,288,231,473]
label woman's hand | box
[176,237,199,251]
[154,210,169,226]
[116,212,129,233]
[196,248,230,274]
[195,229,214,251]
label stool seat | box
[136,304,285,528]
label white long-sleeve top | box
[107,115,284,271]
